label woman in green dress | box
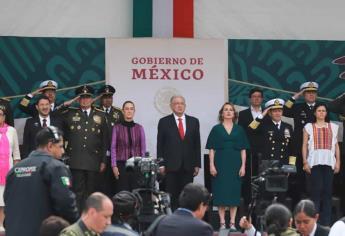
[206,102,249,230]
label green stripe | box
[133,0,152,37]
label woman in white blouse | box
[0,107,20,230]
[302,104,340,226]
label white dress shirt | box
[251,106,262,119]
[39,115,51,127]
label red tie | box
[178,118,184,140]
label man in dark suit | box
[58,85,108,210]
[157,95,201,210]
[0,98,14,126]
[22,95,63,158]
[238,88,265,207]
[284,81,320,205]
[19,80,60,117]
[154,183,213,236]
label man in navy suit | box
[22,95,63,158]
[157,95,201,210]
[154,183,213,236]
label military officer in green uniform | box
[58,85,108,210]
[60,192,113,236]
[96,85,123,197]
[0,97,14,126]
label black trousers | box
[116,161,139,192]
[99,157,118,198]
[71,169,99,211]
[165,169,194,210]
[310,165,334,226]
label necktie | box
[42,119,47,128]
[275,123,279,130]
[84,110,88,117]
[178,118,184,140]
[309,105,314,110]
[106,108,109,114]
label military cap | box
[300,81,319,92]
[39,80,58,90]
[265,98,285,109]
[98,85,116,96]
[75,85,94,97]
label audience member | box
[294,199,329,236]
[154,183,213,236]
[102,191,140,236]
[329,216,345,236]
[39,215,70,236]
[4,127,78,236]
[60,192,113,236]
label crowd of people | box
[0,79,344,235]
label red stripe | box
[173,0,194,38]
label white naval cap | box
[265,98,285,109]
[299,81,318,92]
[39,80,58,90]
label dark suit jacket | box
[22,116,64,158]
[157,114,201,172]
[238,108,266,154]
[315,224,330,236]
[154,209,213,236]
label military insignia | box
[71,125,74,130]
[83,86,88,94]
[285,100,293,108]
[268,131,274,136]
[284,128,290,138]
[77,125,81,130]
[308,82,315,88]
[105,87,110,93]
[72,116,80,122]
[93,115,101,124]
[20,98,30,107]
[249,120,260,129]
[47,81,53,86]
[274,99,280,106]
[34,122,39,127]
[61,176,71,187]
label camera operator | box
[102,191,140,236]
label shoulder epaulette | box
[20,97,30,107]
[113,106,123,113]
[94,107,105,113]
[249,119,260,129]
[284,99,294,109]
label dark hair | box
[178,183,210,211]
[249,87,263,98]
[122,100,135,110]
[218,102,238,123]
[35,126,63,147]
[293,199,317,218]
[265,203,292,236]
[0,106,6,113]
[112,191,140,224]
[36,95,50,105]
[311,103,330,123]
[39,215,70,236]
[83,192,109,213]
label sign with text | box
[106,38,227,183]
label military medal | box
[93,115,101,124]
[72,116,81,122]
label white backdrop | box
[106,38,228,183]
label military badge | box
[284,128,290,138]
[72,116,80,122]
[93,115,101,124]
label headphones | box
[46,126,62,143]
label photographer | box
[102,191,140,236]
